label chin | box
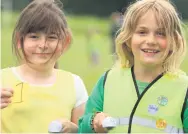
[142,60,161,67]
[34,60,49,64]
[30,62,48,66]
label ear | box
[16,33,21,49]
[17,40,21,49]
[62,34,72,52]
[124,41,132,51]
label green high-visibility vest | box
[103,67,188,133]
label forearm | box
[78,97,103,133]
[78,73,105,133]
[78,113,94,133]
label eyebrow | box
[157,28,165,31]
[136,26,147,29]
[28,32,58,35]
[136,26,165,31]
[135,26,148,30]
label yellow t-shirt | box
[1,67,76,133]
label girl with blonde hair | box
[79,0,188,133]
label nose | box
[146,33,157,46]
[38,36,48,50]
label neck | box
[17,64,56,85]
[133,63,163,83]
[21,64,54,76]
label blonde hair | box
[115,0,186,73]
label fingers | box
[93,112,109,133]
[1,91,13,98]
[1,97,12,109]
[2,88,14,93]
[1,88,14,98]
[53,119,78,133]
[1,102,10,109]
[62,121,78,133]
[1,98,12,103]
[1,88,14,109]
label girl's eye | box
[30,35,38,38]
[137,30,147,35]
[48,34,58,39]
[156,31,166,37]
[48,36,58,39]
[140,31,146,34]
[28,33,39,39]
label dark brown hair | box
[12,0,71,62]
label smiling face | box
[22,32,64,66]
[12,0,72,68]
[130,10,168,68]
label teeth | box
[143,50,158,53]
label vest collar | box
[131,66,164,97]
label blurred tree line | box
[1,0,188,19]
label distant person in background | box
[86,28,101,66]
[110,12,123,56]
[79,0,188,133]
[0,0,88,133]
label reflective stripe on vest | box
[102,116,183,133]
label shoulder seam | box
[103,69,111,89]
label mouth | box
[33,53,52,56]
[141,49,160,54]
[33,53,51,54]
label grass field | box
[1,11,188,94]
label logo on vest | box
[148,104,158,115]
[157,96,168,106]
[156,119,167,129]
